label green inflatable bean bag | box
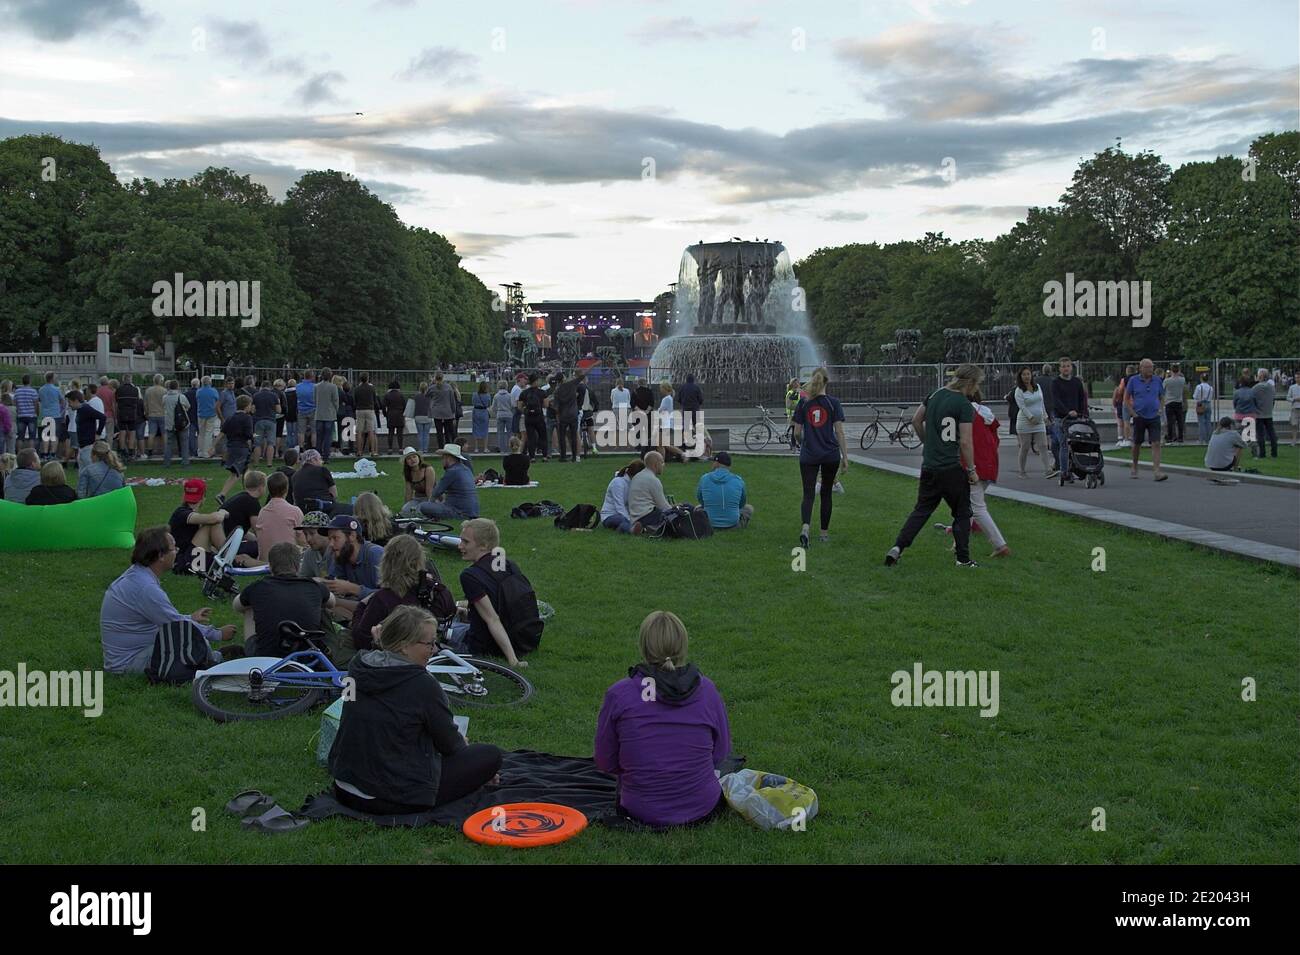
[0,485,137,552]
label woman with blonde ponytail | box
[594,610,732,827]
[792,366,848,548]
[77,440,126,499]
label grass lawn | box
[1104,444,1300,479]
[2,453,1296,863]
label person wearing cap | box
[412,444,480,521]
[319,514,385,619]
[295,510,333,578]
[695,452,752,529]
[292,448,337,514]
[100,526,237,673]
[168,478,228,575]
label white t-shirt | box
[658,395,673,416]
[611,387,630,408]
[1193,382,1213,404]
[1288,383,1300,404]
[510,384,523,405]
[88,395,105,415]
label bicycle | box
[744,404,798,452]
[193,621,533,722]
[859,404,922,451]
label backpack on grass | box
[145,619,212,685]
[554,503,599,530]
[465,561,544,655]
[665,504,713,540]
[511,500,564,520]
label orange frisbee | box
[462,802,588,847]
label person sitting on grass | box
[501,435,531,486]
[276,447,299,508]
[695,452,752,529]
[217,394,255,504]
[444,518,534,668]
[349,534,441,658]
[629,450,672,535]
[292,448,337,514]
[77,440,125,499]
[0,452,15,501]
[252,471,303,562]
[354,491,396,547]
[412,444,479,521]
[594,610,732,828]
[100,526,236,674]
[169,477,227,574]
[1205,417,1248,473]
[25,461,78,506]
[401,448,437,514]
[329,604,503,816]
[600,460,643,533]
[223,469,266,563]
[320,514,384,620]
[232,541,334,657]
[3,448,40,504]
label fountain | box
[650,240,819,385]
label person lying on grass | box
[445,517,534,669]
[594,610,732,828]
[329,605,503,816]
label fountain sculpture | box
[650,240,818,384]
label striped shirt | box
[13,386,38,417]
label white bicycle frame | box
[208,526,270,578]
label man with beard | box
[318,514,384,620]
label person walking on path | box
[792,367,847,549]
[1125,358,1168,481]
[1048,357,1088,481]
[884,363,981,568]
[1012,367,1056,479]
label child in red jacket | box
[938,391,1010,557]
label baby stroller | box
[1061,417,1105,488]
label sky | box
[1,0,1296,302]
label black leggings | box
[800,460,839,530]
[524,417,548,460]
[333,743,503,815]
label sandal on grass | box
[226,790,277,818]
[241,805,309,834]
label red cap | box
[182,477,207,503]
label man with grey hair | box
[1252,368,1278,458]
[1125,358,1167,481]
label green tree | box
[0,135,120,349]
[1061,143,1171,271]
[1249,131,1300,220]
[281,171,428,365]
[1142,156,1299,356]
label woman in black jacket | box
[329,605,502,814]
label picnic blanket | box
[298,750,748,830]
[300,750,619,828]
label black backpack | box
[480,467,501,484]
[664,504,713,540]
[172,398,190,433]
[466,561,544,655]
[554,503,598,530]
[511,500,564,519]
[145,619,213,684]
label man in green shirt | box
[885,364,982,568]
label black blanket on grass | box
[300,750,620,828]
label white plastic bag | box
[720,769,818,831]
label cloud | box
[397,46,480,84]
[630,16,761,43]
[923,204,1028,218]
[0,0,154,41]
[820,210,871,222]
[293,72,346,108]
[205,18,306,74]
[107,149,422,203]
[447,231,580,258]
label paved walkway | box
[841,443,1300,568]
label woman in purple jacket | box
[594,611,732,828]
